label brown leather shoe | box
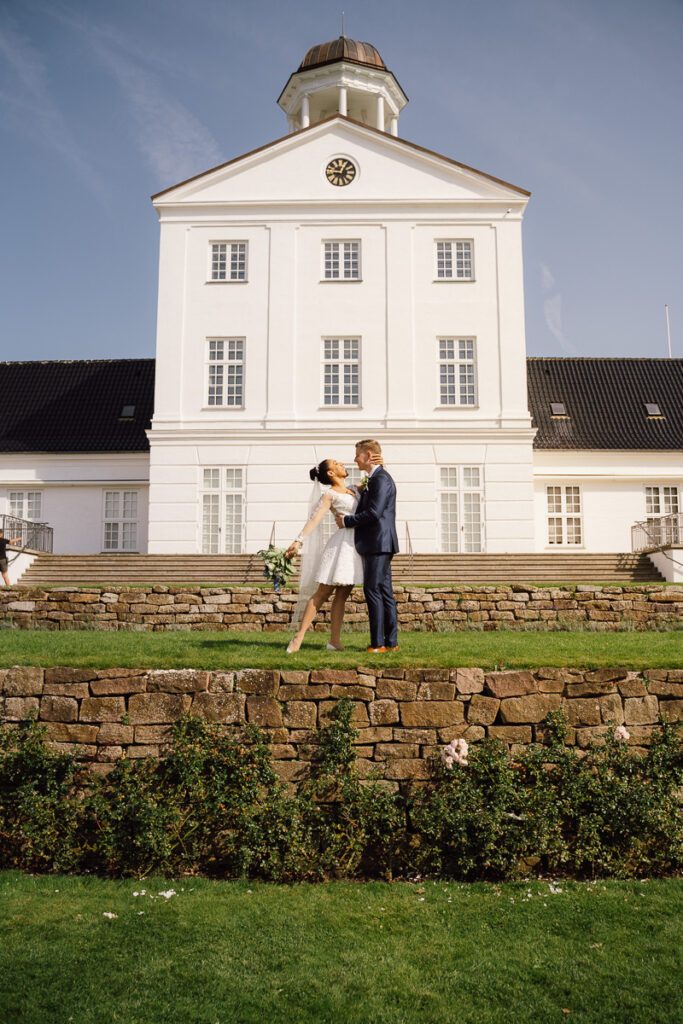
[367,646,387,653]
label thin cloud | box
[540,262,579,355]
[40,4,223,187]
[0,16,108,201]
[543,291,579,356]
[540,262,556,291]
[94,44,222,186]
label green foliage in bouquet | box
[256,544,295,592]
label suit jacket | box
[344,466,399,556]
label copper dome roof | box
[299,37,386,71]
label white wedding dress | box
[315,490,364,586]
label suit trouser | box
[362,554,398,648]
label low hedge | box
[1,702,681,881]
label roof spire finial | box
[341,11,345,37]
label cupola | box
[278,36,408,135]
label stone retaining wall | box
[2,666,681,784]
[1,584,682,632]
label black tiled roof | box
[1,357,681,454]
[0,360,155,453]
[528,358,683,450]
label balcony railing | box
[631,513,682,552]
[0,514,54,554]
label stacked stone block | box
[2,666,681,784]
[0,584,681,632]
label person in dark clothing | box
[0,529,22,586]
[335,439,400,652]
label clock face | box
[325,157,357,187]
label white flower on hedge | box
[614,725,630,742]
[442,738,469,767]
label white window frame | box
[321,337,361,408]
[206,338,245,409]
[546,485,583,547]
[200,467,245,554]
[208,242,248,282]
[8,490,43,522]
[435,239,474,281]
[438,466,484,553]
[438,338,477,407]
[322,240,361,281]
[645,485,680,545]
[102,490,139,552]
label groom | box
[335,439,399,652]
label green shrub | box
[526,715,683,878]
[0,721,81,872]
[82,718,289,878]
[299,699,405,879]
[408,739,529,880]
[0,706,681,881]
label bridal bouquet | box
[257,544,296,593]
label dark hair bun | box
[309,466,319,481]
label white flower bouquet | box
[256,544,296,593]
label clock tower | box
[277,36,408,135]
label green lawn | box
[1,872,681,1024]
[0,628,681,669]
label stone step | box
[18,552,664,585]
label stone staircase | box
[16,552,664,586]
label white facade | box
[2,41,681,563]
[533,450,683,553]
[147,113,536,555]
[0,453,149,555]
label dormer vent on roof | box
[550,402,568,417]
[645,403,663,417]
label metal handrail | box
[0,514,54,554]
[631,512,682,552]
[405,521,414,565]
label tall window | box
[439,338,477,406]
[210,242,247,281]
[319,465,363,546]
[103,491,138,551]
[646,485,680,545]
[201,468,244,554]
[323,241,360,280]
[207,339,244,407]
[322,338,360,407]
[439,466,483,552]
[546,486,582,545]
[9,491,42,521]
[436,240,473,280]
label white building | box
[1,37,681,572]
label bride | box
[284,459,363,653]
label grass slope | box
[1,872,681,1024]
[0,628,681,670]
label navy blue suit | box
[344,467,399,648]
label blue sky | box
[1,0,681,361]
